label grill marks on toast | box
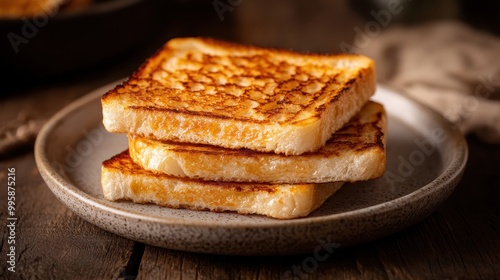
[101,38,377,154]
[107,43,368,124]
[101,37,381,218]
[321,108,385,156]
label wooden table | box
[1,58,500,280]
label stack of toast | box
[101,37,386,219]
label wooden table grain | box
[1,64,500,280]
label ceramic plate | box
[35,82,468,255]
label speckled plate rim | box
[35,82,468,230]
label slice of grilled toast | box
[128,101,386,183]
[101,151,344,219]
[102,37,376,155]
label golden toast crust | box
[103,150,277,193]
[104,37,374,124]
[132,101,385,156]
[102,37,376,154]
[101,151,344,219]
[128,101,386,183]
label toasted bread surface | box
[102,37,376,155]
[102,151,344,219]
[128,101,386,183]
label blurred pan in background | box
[0,0,161,83]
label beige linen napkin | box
[361,21,500,143]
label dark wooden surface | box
[2,2,500,279]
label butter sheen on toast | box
[102,37,376,155]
